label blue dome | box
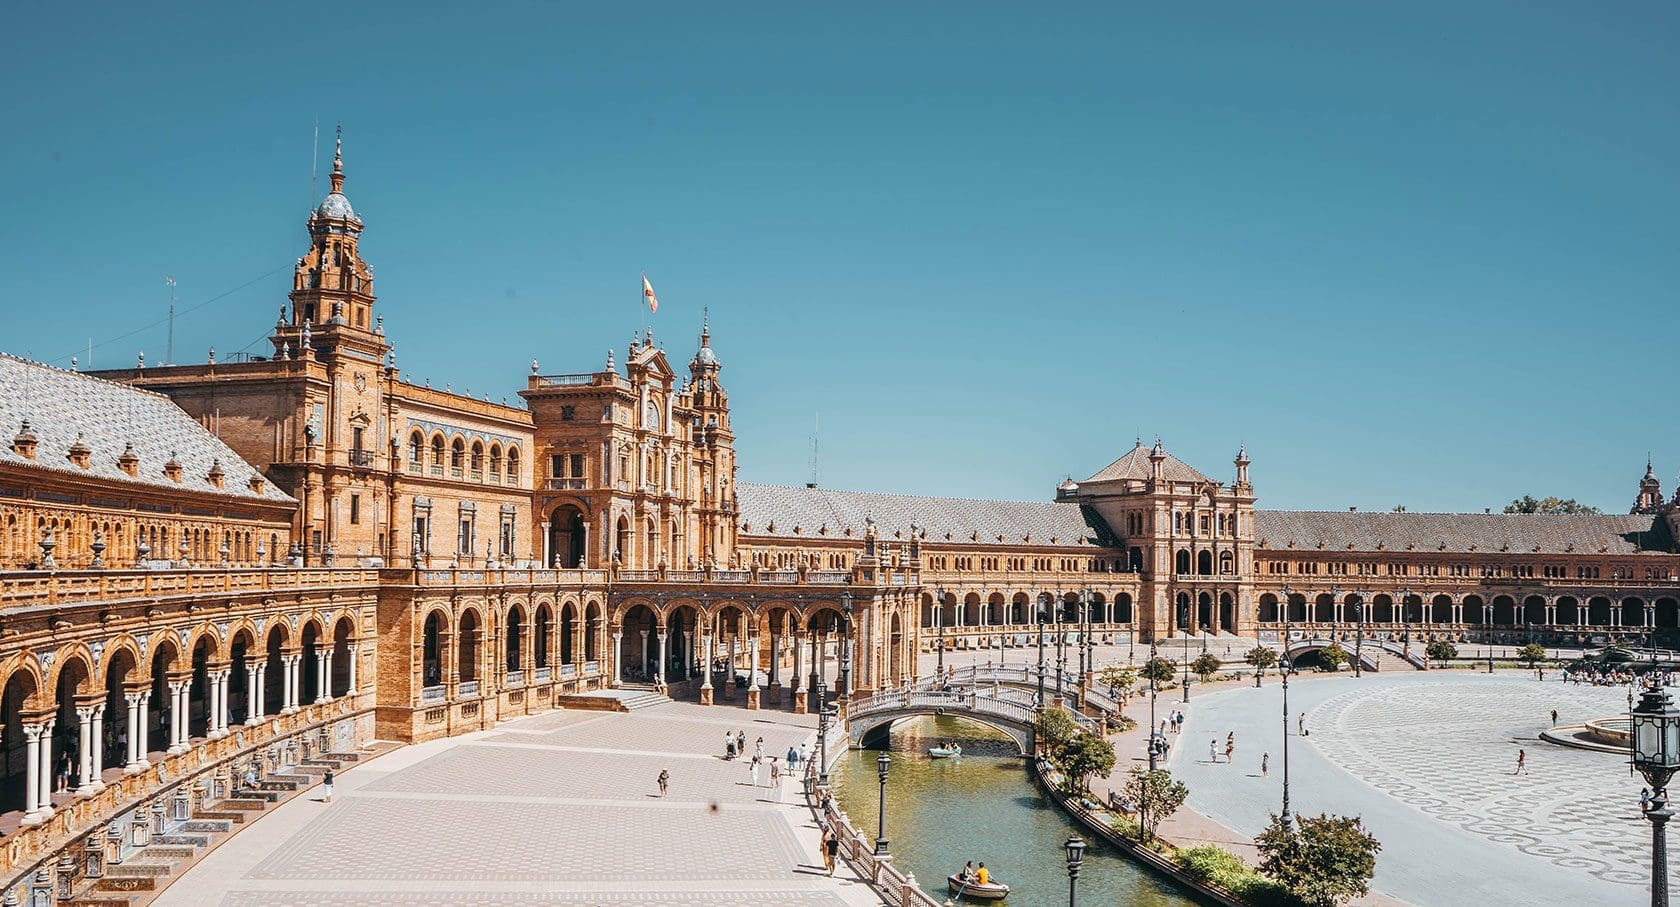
[315,192,359,222]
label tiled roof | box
[0,354,291,503]
[1083,442,1212,484]
[1252,510,1673,556]
[737,483,1108,547]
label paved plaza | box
[157,702,884,906]
[1167,671,1665,906]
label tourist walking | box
[755,736,765,760]
[725,732,736,760]
[322,769,334,803]
[657,769,669,797]
[1642,787,1652,814]
[1514,749,1528,775]
[1551,709,1559,726]
[787,745,799,771]
[1298,713,1307,736]
[1261,752,1269,777]
[737,730,747,754]
[1225,739,1234,763]
[1210,739,1219,763]
[822,828,839,876]
[799,742,810,765]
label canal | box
[829,715,1196,906]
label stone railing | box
[0,567,379,609]
[457,680,480,698]
[814,793,941,907]
[0,697,374,897]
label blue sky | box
[2,3,1675,512]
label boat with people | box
[928,741,963,759]
[948,871,1009,900]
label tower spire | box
[329,122,345,194]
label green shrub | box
[1177,845,1303,906]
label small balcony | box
[349,449,375,468]
[547,478,587,490]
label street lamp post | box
[1280,583,1293,829]
[817,681,833,787]
[1056,603,1068,707]
[935,586,946,679]
[1632,685,1680,906]
[875,751,892,855]
[1148,643,1160,772]
[1037,599,1048,708]
[1181,628,1191,703]
[1354,593,1364,679]
[839,590,854,699]
[1065,835,1086,907]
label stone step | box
[179,819,233,834]
[152,833,210,848]
[221,798,269,811]
[195,810,248,823]
[94,876,157,893]
[64,897,133,906]
[107,863,173,877]
[141,846,197,860]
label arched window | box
[1219,551,1235,575]
[470,441,485,476]
[408,431,423,467]
[489,443,503,477]
[450,438,466,471]
[1175,549,1191,575]
[506,447,520,481]
[430,435,445,470]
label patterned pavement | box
[154,701,883,906]
[1169,671,1663,906]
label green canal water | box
[829,716,1196,906]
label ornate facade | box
[1,137,1677,898]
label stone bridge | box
[1282,636,1427,670]
[844,688,1101,755]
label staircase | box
[557,684,672,712]
[65,743,398,905]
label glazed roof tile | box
[0,354,291,503]
[1082,443,1212,484]
[738,483,1106,546]
[1252,510,1672,556]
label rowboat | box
[928,745,963,758]
[948,873,1009,900]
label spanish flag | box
[642,275,659,314]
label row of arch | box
[407,430,521,479]
[921,591,1137,629]
[0,612,361,824]
[1256,592,1680,629]
[1,510,280,570]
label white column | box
[124,692,148,772]
[656,625,668,682]
[32,718,56,822]
[74,706,97,796]
[219,670,232,734]
[316,651,331,703]
[88,704,106,791]
[166,682,187,754]
[20,722,44,824]
[208,671,226,738]
[612,633,624,684]
[247,662,265,724]
[347,646,360,696]
[748,633,761,691]
[700,635,714,691]
[283,655,299,713]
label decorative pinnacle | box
[329,123,345,193]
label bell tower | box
[1635,458,1665,514]
[688,313,738,564]
[273,125,386,363]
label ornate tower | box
[1634,458,1664,514]
[273,126,387,364]
[688,314,738,564]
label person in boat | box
[976,862,990,885]
[961,860,977,881]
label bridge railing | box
[919,664,1124,713]
[848,688,1100,735]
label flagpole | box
[640,273,647,337]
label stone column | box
[204,672,221,739]
[746,632,762,710]
[285,655,302,713]
[75,706,97,796]
[655,623,668,685]
[88,703,105,791]
[216,670,231,735]
[124,692,148,772]
[21,721,45,825]
[699,634,714,705]
[247,662,265,725]
[612,632,624,684]
[166,681,188,755]
[347,645,360,695]
[792,631,807,713]
[316,651,332,704]
[38,717,57,818]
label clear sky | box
[2,3,1675,513]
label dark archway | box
[549,505,587,568]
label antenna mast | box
[807,412,820,489]
[164,275,177,365]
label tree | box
[1245,645,1279,675]
[1517,642,1547,669]
[1192,652,1222,683]
[1256,812,1382,907]
[1057,731,1117,795]
[1425,639,1457,668]
[1142,656,1177,688]
[1035,706,1080,755]
[1391,505,1407,512]
[1123,767,1189,843]
[1503,495,1601,515]
[1098,664,1138,706]
[1317,644,1349,672]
